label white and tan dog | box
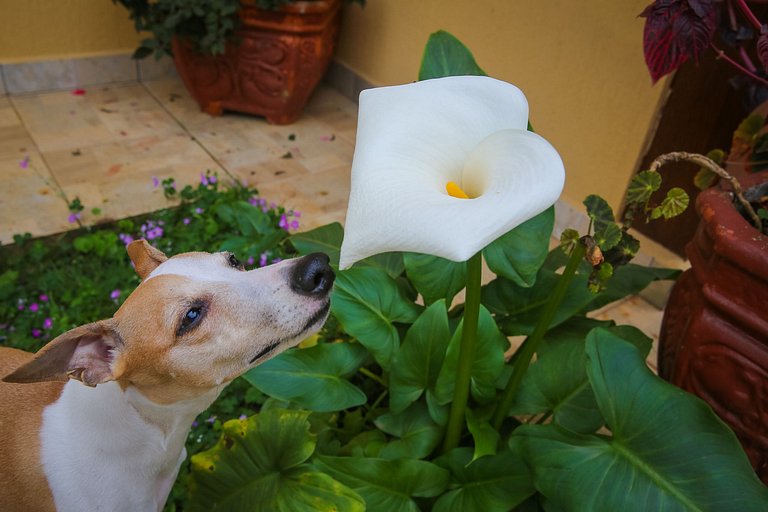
[0,240,334,512]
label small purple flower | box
[31,328,42,338]
[119,233,134,246]
[195,207,204,215]
[209,175,217,184]
[67,212,81,224]
[293,211,301,218]
[17,303,25,311]
[43,318,53,330]
[246,256,255,267]
[238,414,247,420]
[191,420,199,428]
[110,289,121,300]
[259,253,268,267]
[279,214,289,231]
[151,176,160,188]
[29,302,39,313]
[39,294,49,302]
[146,227,164,240]
[200,173,209,186]
[183,217,191,225]
[290,220,300,230]
[248,197,259,206]
[206,415,217,424]
[19,156,30,169]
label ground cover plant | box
[2,31,767,511]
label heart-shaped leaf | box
[243,342,368,412]
[419,30,487,80]
[433,447,534,512]
[403,253,466,306]
[314,455,450,512]
[435,305,507,405]
[189,409,364,512]
[375,401,442,460]
[390,300,452,413]
[331,267,422,369]
[513,328,768,510]
[483,206,554,287]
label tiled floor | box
[0,76,677,370]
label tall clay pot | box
[172,0,341,124]
[659,169,768,483]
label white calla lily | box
[339,76,565,269]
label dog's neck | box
[40,380,221,512]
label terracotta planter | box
[172,0,341,124]
[659,170,768,483]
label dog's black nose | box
[291,253,335,296]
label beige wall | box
[337,0,667,209]
[0,0,140,63]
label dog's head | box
[3,240,334,404]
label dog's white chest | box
[40,381,211,512]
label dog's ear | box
[2,320,124,387]
[127,239,168,279]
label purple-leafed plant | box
[641,0,768,90]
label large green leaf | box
[314,455,450,512]
[189,409,364,511]
[375,401,442,460]
[403,253,466,306]
[435,305,507,405]
[625,170,662,206]
[583,194,615,231]
[243,342,368,412]
[331,267,422,369]
[289,222,343,268]
[390,301,452,413]
[418,30,487,80]
[482,268,596,336]
[359,252,405,279]
[513,329,768,510]
[509,319,651,434]
[433,447,534,512]
[483,206,554,287]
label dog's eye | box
[178,306,204,335]
[227,253,244,270]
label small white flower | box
[339,76,566,269]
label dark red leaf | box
[640,0,718,83]
[758,26,768,73]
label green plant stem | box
[359,366,386,386]
[491,242,586,430]
[441,252,483,454]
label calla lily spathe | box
[338,76,565,269]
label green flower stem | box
[491,241,586,430]
[359,366,386,387]
[441,251,483,453]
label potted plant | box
[641,0,768,482]
[115,0,365,124]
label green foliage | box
[244,342,369,412]
[694,149,724,190]
[189,408,364,511]
[419,30,487,80]
[514,330,768,510]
